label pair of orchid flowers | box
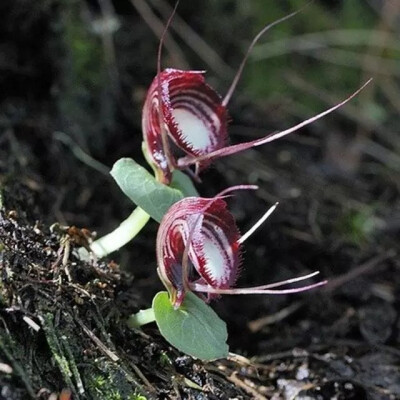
[138,4,370,309]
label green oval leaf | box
[153,291,229,361]
[170,170,198,198]
[110,158,186,222]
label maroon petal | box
[142,70,173,183]
[156,202,191,306]
[143,69,228,183]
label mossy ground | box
[0,1,399,399]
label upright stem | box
[127,308,156,329]
[78,207,150,259]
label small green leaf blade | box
[110,158,184,222]
[153,291,229,361]
[170,170,198,197]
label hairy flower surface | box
[157,188,326,308]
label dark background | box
[0,0,399,398]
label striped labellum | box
[157,186,326,309]
[142,5,371,184]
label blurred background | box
[1,0,399,360]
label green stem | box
[78,207,150,259]
[127,308,156,329]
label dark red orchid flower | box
[156,186,326,308]
[142,68,228,183]
[142,5,371,184]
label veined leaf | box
[170,170,198,198]
[153,291,229,361]
[111,158,196,222]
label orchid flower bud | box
[156,186,326,308]
[142,6,371,184]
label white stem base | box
[127,308,156,329]
[78,207,150,259]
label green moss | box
[42,314,77,394]
[130,393,148,400]
[158,351,174,368]
[83,359,147,400]
[91,374,107,390]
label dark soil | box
[0,1,399,399]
